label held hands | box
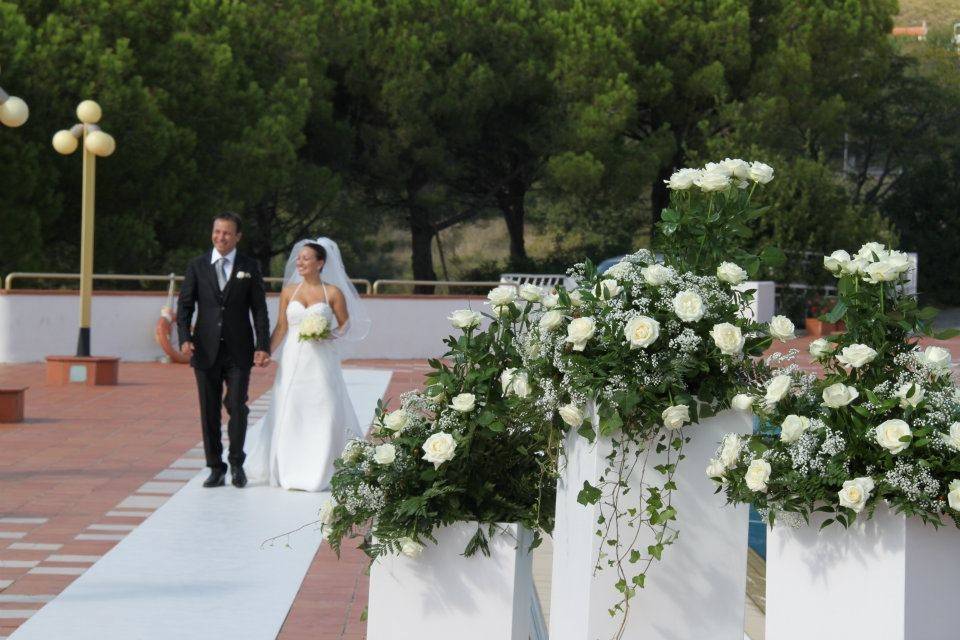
[254,350,271,367]
[181,341,195,357]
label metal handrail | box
[372,279,515,294]
[3,271,373,295]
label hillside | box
[896,0,957,32]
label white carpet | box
[10,369,392,640]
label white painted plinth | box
[367,522,533,640]
[549,409,753,640]
[766,506,960,640]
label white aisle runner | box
[11,369,392,640]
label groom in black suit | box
[177,212,271,488]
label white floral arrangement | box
[322,294,558,560]
[714,242,960,530]
[297,312,332,342]
[519,247,782,625]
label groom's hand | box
[181,341,195,357]
[254,350,270,367]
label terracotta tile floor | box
[0,359,430,639]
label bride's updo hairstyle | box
[304,242,327,272]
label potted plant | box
[523,159,786,639]
[713,242,960,640]
[803,292,842,337]
[323,285,558,640]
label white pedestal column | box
[766,506,960,640]
[367,522,533,640]
[549,409,753,640]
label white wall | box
[0,283,776,363]
[0,293,493,363]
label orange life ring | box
[156,308,191,364]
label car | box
[597,252,664,274]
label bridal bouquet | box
[323,289,558,559]
[714,242,960,529]
[298,313,331,342]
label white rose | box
[875,419,911,454]
[450,393,476,413]
[566,317,596,351]
[373,443,397,465]
[673,290,705,322]
[399,537,424,558]
[822,383,859,408]
[918,345,951,374]
[768,315,796,342]
[716,261,748,285]
[518,283,542,302]
[731,394,754,413]
[895,383,924,409]
[885,250,911,275]
[748,161,775,184]
[720,158,752,180]
[319,497,337,527]
[780,415,811,444]
[823,250,851,275]
[710,322,745,355]
[500,368,516,394]
[719,433,743,468]
[941,423,960,451]
[863,259,901,284]
[695,167,732,192]
[857,242,889,262]
[838,477,875,513]
[489,303,511,318]
[949,479,960,512]
[559,403,585,428]
[539,310,565,332]
[604,261,634,280]
[662,404,691,430]
[422,432,457,468]
[809,338,833,359]
[624,316,660,349]
[836,344,878,368]
[706,458,726,480]
[600,279,621,299]
[448,309,482,330]
[382,409,411,433]
[541,292,560,309]
[487,285,517,307]
[844,257,868,276]
[641,264,672,286]
[745,459,772,492]
[663,167,702,190]
[342,439,365,463]
[764,374,792,406]
[569,291,584,307]
[510,371,531,398]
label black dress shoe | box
[203,467,227,488]
[231,465,247,488]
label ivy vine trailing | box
[521,159,786,636]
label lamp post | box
[0,64,30,128]
[52,100,116,357]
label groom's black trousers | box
[194,344,250,472]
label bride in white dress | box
[244,238,371,492]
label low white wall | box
[0,282,776,364]
[0,293,493,363]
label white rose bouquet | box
[324,289,558,560]
[297,312,332,342]
[715,242,960,530]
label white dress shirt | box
[211,247,237,280]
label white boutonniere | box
[236,271,250,279]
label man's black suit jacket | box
[176,250,270,370]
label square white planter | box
[549,408,753,640]
[367,522,533,640]
[766,506,960,640]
